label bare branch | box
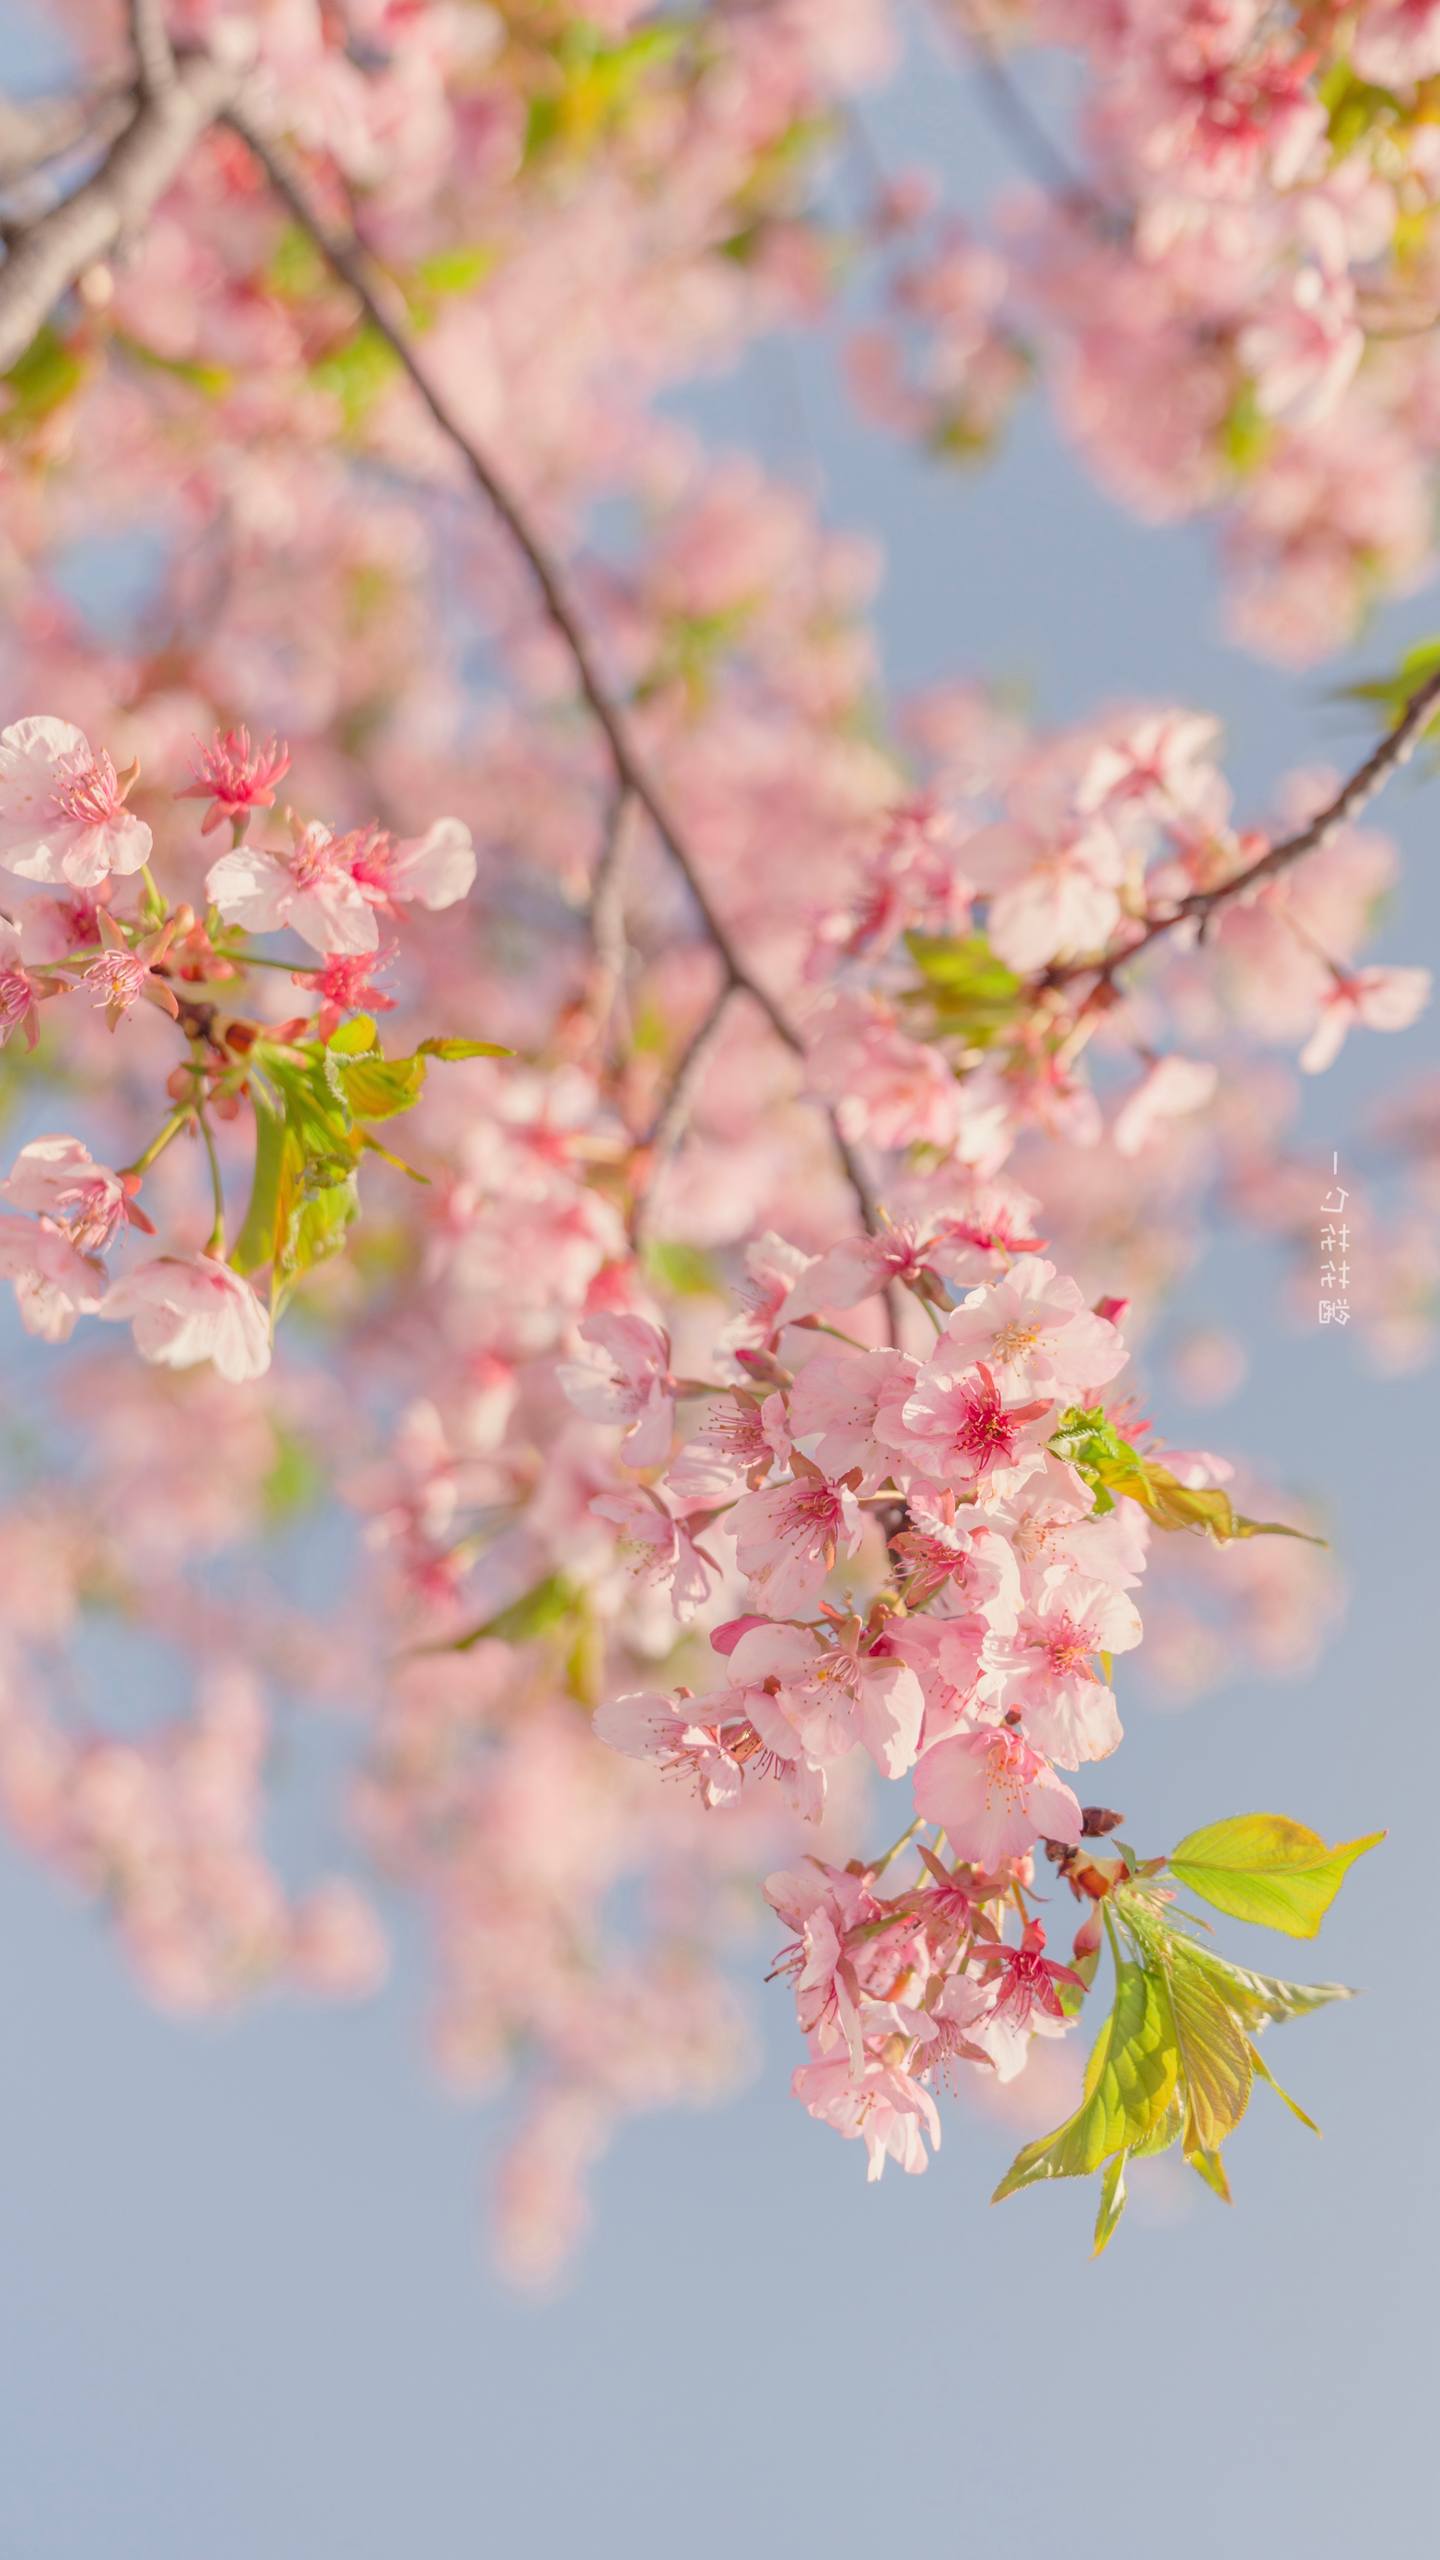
[588,785,638,1044]
[0,53,235,374]
[0,88,128,190]
[1047,663,1440,994]
[633,979,737,1241]
[943,3,1120,235]
[129,3,178,101]
[226,107,886,1236]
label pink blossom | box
[0,718,151,887]
[206,823,379,956]
[291,945,398,1038]
[97,1255,272,1382]
[593,1690,743,1810]
[766,1858,879,2074]
[1112,1055,1218,1156]
[786,1345,918,1487]
[1240,264,1363,430]
[1,1136,129,1251]
[558,1313,675,1468]
[886,1356,1054,1495]
[0,1217,105,1340]
[987,1452,1147,1591]
[1299,966,1432,1074]
[591,1485,716,1620]
[180,728,292,834]
[0,918,41,1051]
[728,1463,863,1614]
[665,1389,791,1509]
[970,1919,1085,2032]
[990,1573,1140,1766]
[967,817,1126,972]
[913,1728,1082,1870]
[740,1618,925,1778]
[350,817,477,913]
[933,1259,1127,1401]
[792,2052,941,2181]
[1352,2,1440,86]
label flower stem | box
[196,1105,226,1253]
[122,1104,190,1179]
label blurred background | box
[0,11,1434,2555]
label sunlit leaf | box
[1168,1814,1384,1939]
[993,1959,1177,2201]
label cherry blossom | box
[0,718,152,886]
[206,822,379,955]
[97,1256,272,1383]
[913,1728,1083,1871]
[558,1314,676,1469]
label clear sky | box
[1,14,1436,2557]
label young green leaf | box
[1168,1814,1384,1939]
[992,1958,1177,2201]
[416,1037,513,1061]
[1162,1953,1254,2155]
[1092,2152,1128,2258]
[229,1083,290,1277]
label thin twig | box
[588,785,638,1044]
[0,88,130,191]
[943,2,1120,234]
[0,52,235,372]
[1047,665,1440,993]
[633,979,737,1240]
[225,105,885,1235]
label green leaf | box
[229,1083,290,1277]
[1168,1815,1384,1940]
[1246,2038,1320,2136]
[1218,378,1273,477]
[1188,2146,1233,2206]
[444,1574,579,1653]
[1098,1451,1324,1546]
[642,1237,723,1298]
[327,1014,380,1056]
[1166,1938,1356,2030]
[415,1037,512,1061]
[1092,2153,1128,2258]
[1338,636,1440,741]
[337,1051,428,1121]
[112,330,232,398]
[993,1959,1177,2201]
[0,323,89,439]
[311,323,401,432]
[1162,1953,1254,2154]
[411,244,496,300]
[904,931,1024,1045]
[277,1170,359,1305]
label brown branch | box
[588,785,638,1044]
[130,2,178,101]
[0,88,130,190]
[943,3,1121,237]
[1047,664,1440,994]
[632,980,736,1242]
[225,106,885,1234]
[0,52,235,373]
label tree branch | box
[225,106,885,1234]
[1047,664,1440,993]
[0,52,235,374]
[0,88,129,191]
[129,2,178,101]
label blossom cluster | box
[0,0,1426,2273]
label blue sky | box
[1,13,1435,2555]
